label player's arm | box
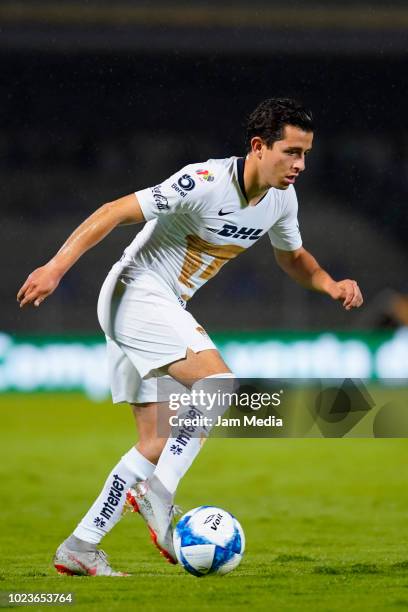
[17,194,144,308]
[273,246,363,311]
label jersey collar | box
[236,157,248,202]
[236,156,269,207]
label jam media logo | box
[151,184,169,210]
[211,223,263,240]
[178,174,195,191]
[196,168,215,182]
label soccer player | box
[17,98,363,576]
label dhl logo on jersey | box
[196,168,215,182]
[208,223,263,241]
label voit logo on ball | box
[203,512,223,531]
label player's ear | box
[250,136,263,158]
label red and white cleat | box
[53,543,129,577]
[128,480,179,565]
[124,488,140,514]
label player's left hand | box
[328,279,363,310]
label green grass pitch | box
[1,392,408,611]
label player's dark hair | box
[245,97,313,151]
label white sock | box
[153,374,236,494]
[73,447,155,544]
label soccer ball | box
[173,506,245,577]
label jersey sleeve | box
[135,164,209,221]
[267,186,302,251]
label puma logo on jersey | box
[213,223,263,240]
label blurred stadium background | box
[2,8,408,609]
[2,0,408,398]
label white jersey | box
[117,156,302,304]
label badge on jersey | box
[195,169,215,182]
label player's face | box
[261,125,313,190]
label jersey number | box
[179,234,245,298]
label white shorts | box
[97,265,216,404]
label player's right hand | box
[17,264,62,308]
